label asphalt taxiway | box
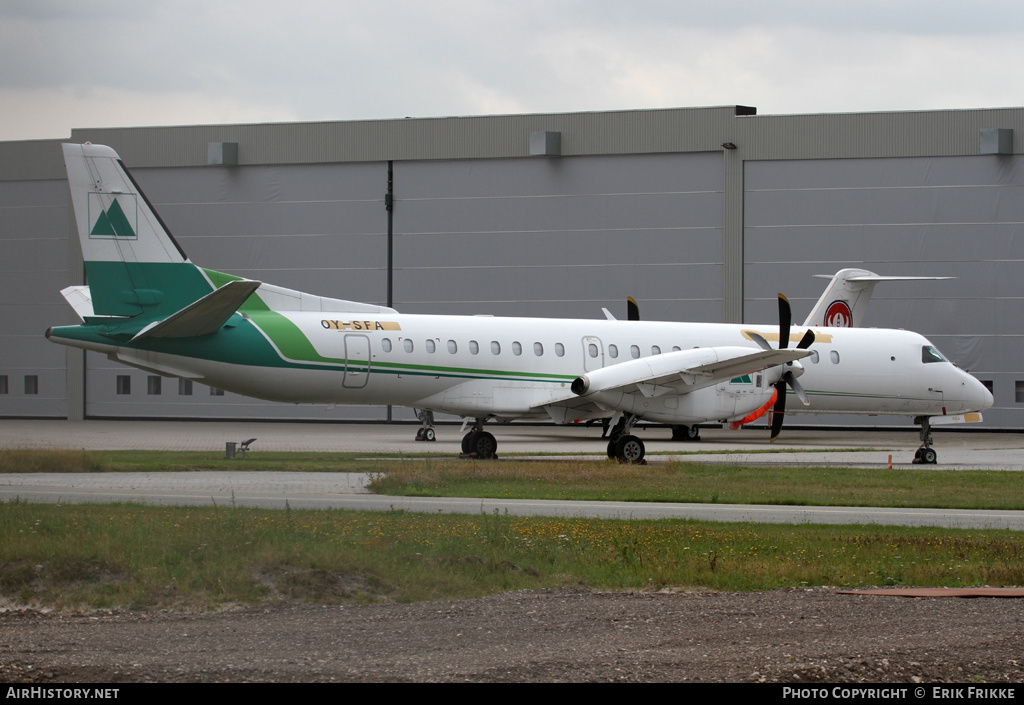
[1,420,1022,529]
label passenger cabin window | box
[630,345,640,359]
[651,345,661,355]
[403,339,414,353]
[491,341,501,355]
[512,341,522,356]
[448,340,457,354]
[469,340,479,355]
[922,345,946,364]
[608,344,618,359]
[555,343,565,357]
[809,350,820,364]
[588,343,599,358]
[830,350,840,364]
[382,338,392,353]
[534,342,544,356]
[426,339,436,353]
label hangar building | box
[1,105,1021,427]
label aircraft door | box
[582,336,604,372]
[343,334,371,388]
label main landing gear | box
[414,409,436,442]
[671,424,701,442]
[460,418,498,459]
[606,414,646,464]
[912,416,938,465]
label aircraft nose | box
[961,371,994,412]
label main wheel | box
[921,447,937,465]
[615,434,645,464]
[423,428,436,442]
[461,431,478,454]
[471,431,497,459]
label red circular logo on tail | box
[825,300,853,327]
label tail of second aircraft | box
[803,268,953,328]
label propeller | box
[747,294,816,441]
[627,297,640,321]
[769,294,815,441]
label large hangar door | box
[392,153,726,322]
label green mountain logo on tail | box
[89,195,137,239]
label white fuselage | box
[107,311,992,425]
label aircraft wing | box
[574,346,810,398]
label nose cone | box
[961,371,994,413]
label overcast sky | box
[4,0,1024,141]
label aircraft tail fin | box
[62,143,215,319]
[803,268,953,327]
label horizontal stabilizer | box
[131,279,262,341]
[60,286,95,321]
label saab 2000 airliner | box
[48,143,993,464]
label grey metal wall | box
[744,155,1024,426]
[394,153,724,321]
[0,177,73,417]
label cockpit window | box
[922,345,947,364]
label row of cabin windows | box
[376,339,848,364]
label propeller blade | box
[778,294,792,349]
[796,328,816,349]
[784,371,810,406]
[627,297,640,321]
[770,381,786,442]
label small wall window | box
[491,341,501,355]
[381,338,392,352]
[447,340,457,354]
[512,341,522,356]
[555,343,565,357]
[426,339,436,353]
[469,340,479,355]
[630,345,640,359]
[179,379,193,396]
[1016,381,1024,403]
[534,342,544,356]
[981,380,994,394]
[608,344,618,359]
[147,376,162,395]
[0,376,7,394]
[210,387,224,396]
[116,375,131,395]
[24,376,38,395]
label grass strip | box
[367,459,1024,511]
[2,500,1022,611]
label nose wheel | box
[912,416,938,464]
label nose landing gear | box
[912,416,938,465]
